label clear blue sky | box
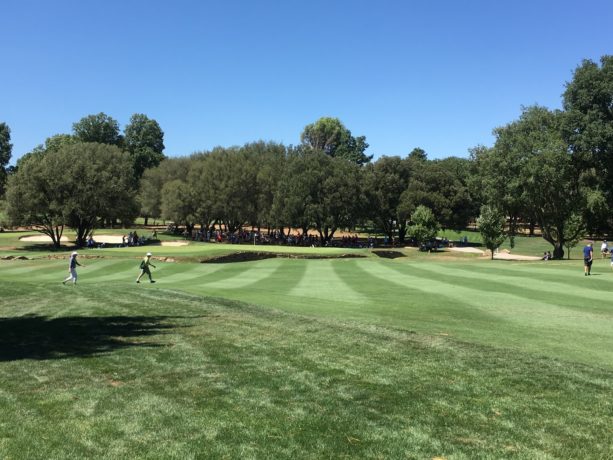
[2,0,612,164]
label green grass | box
[1,234,612,458]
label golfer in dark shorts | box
[583,243,593,276]
[136,252,156,283]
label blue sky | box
[2,0,611,164]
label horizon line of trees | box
[1,55,611,259]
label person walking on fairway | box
[583,242,593,276]
[137,252,156,283]
[63,251,84,285]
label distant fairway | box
[0,246,612,458]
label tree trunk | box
[144,216,149,226]
[552,242,565,260]
[398,222,407,243]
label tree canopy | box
[0,122,12,197]
[73,113,122,146]
[124,113,166,180]
[301,117,372,165]
[6,142,137,247]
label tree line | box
[0,55,611,258]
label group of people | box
[62,251,157,285]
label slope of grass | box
[0,283,611,459]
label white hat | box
[146,252,152,256]
[72,251,78,256]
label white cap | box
[71,251,78,256]
[146,252,152,256]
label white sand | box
[20,235,70,242]
[21,234,124,244]
[449,246,541,260]
[448,247,484,254]
[493,252,542,261]
[91,235,124,243]
[161,241,189,246]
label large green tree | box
[272,148,363,242]
[399,157,475,232]
[562,55,613,232]
[6,142,137,247]
[124,113,166,180]
[73,113,122,146]
[483,106,590,259]
[301,117,372,165]
[138,157,192,226]
[161,179,197,235]
[0,122,12,197]
[363,156,411,242]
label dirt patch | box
[372,250,406,259]
[201,252,366,263]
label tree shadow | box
[0,314,192,361]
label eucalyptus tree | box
[272,147,363,242]
[139,157,192,226]
[248,141,287,231]
[161,179,197,235]
[271,146,319,235]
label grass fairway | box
[0,249,612,458]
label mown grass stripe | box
[288,260,366,305]
[409,262,613,314]
[158,263,226,283]
[203,259,286,289]
[336,259,483,321]
[450,260,613,293]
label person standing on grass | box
[583,242,593,276]
[136,252,156,283]
[62,251,84,285]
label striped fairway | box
[1,256,612,367]
[288,260,365,305]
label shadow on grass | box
[0,315,184,361]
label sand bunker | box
[493,252,542,261]
[91,235,124,244]
[19,235,70,242]
[449,246,541,261]
[19,234,126,244]
[161,241,189,246]
[449,247,484,254]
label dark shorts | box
[584,257,592,267]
